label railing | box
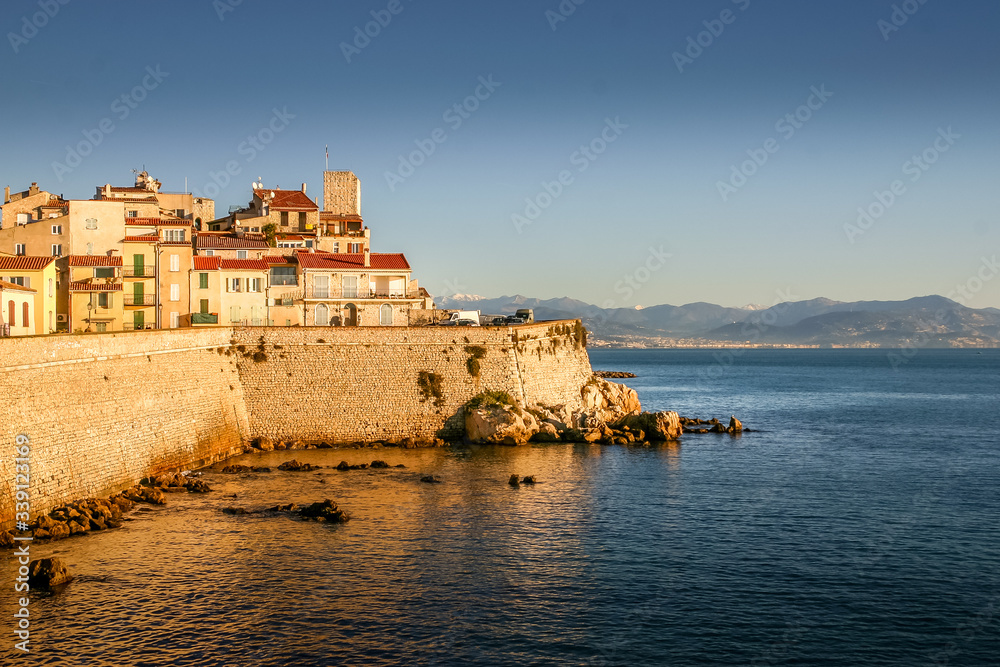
[123,267,156,277]
[191,313,218,324]
[124,294,156,306]
[293,287,411,300]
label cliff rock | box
[614,411,682,441]
[465,406,539,445]
[581,379,641,422]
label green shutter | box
[200,299,209,314]
[199,272,209,289]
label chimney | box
[301,183,307,194]
[363,247,370,267]
[3,186,9,204]
[29,182,39,196]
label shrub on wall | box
[417,371,445,407]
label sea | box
[2,349,998,666]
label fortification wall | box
[0,329,250,525]
[0,321,593,525]
[231,321,591,442]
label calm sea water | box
[3,349,999,666]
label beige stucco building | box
[0,279,36,336]
[0,255,58,334]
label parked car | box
[455,319,480,327]
[505,315,526,325]
[448,310,481,323]
[515,309,534,323]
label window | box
[269,266,296,286]
[313,275,329,298]
[280,212,289,226]
[98,293,111,309]
[175,209,186,219]
[16,213,29,224]
[94,268,114,278]
[127,211,138,218]
[22,302,29,327]
[170,284,180,301]
[249,278,261,293]
[332,242,339,253]
[200,299,209,314]
[380,303,393,326]
[163,230,185,243]
[298,212,306,227]
[85,218,98,230]
[305,240,314,248]
[228,278,242,292]
[342,275,358,299]
[51,224,62,235]
[205,250,215,256]
[315,303,329,326]
[170,312,180,328]
[14,244,25,256]
[48,278,53,297]
[86,243,94,255]
[51,244,62,257]
[199,273,209,289]
[169,254,180,272]
[95,322,107,333]
[348,243,361,253]
[230,305,241,322]
[7,301,13,326]
[7,277,27,287]
[237,250,248,259]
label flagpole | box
[325,145,329,171]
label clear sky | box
[2,0,997,308]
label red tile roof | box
[295,251,410,271]
[0,256,56,271]
[69,255,123,267]
[254,188,318,211]
[219,259,271,271]
[319,212,364,222]
[68,281,123,292]
[264,255,297,264]
[196,234,270,249]
[109,186,150,193]
[100,196,157,203]
[123,235,159,243]
[40,197,68,208]
[0,279,36,293]
[193,256,221,271]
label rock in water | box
[465,406,538,445]
[613,412,682,441]
[508,474,520,487]
[420,475,442,484]
[28,558,72,588]
[277,460,320,472]
[728,416,744,433]
[522,476,536,485]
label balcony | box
[296,287,412,300]
[123,266,156,277]
[192,313,218,324]
[124,294,156,306]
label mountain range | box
[436,294,1000,348]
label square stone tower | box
[323,171,361,215]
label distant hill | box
[435,294,1000,348]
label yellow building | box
[67,255,124,333]
[0,255,58,333]
[0,280,36,336]
[189,257,269,326]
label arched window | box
[315,303,329,326]
[380,303,393,326]
[22,302,29,327]
[7,301,14,327]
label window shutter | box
[170,255,180,272]
[170,284,180,301]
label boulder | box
[420,475,442,484]
[370,460,391,469]
[336,461,351,471]
[277,460,321,472]
[529,422,561,443]
[297,499,350,523]
[508,474,520,487]
[49,523,71,540]
[580,378,641,422]
[28,558,72,588]
[728,416,744,433]
[614,412,682,441]
[522,476,537,485]
[465,406,538,445]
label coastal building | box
[0,279,36,336]
[68,255,124,333]
[0,254,58,334]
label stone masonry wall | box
[0,321,593,526]
[0,328,249,526]
[231,321,592,443]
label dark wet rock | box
[222,507,250,515]
[296,499,350,523]
[522,476,537,485]
[277,459,322,472]
[336,461,351,471]
[29,558,72,588]
[270,503,298,512]
[420,475,442,484]
[508,474,520,487]
[221,464,253,473]
[370,460,391,469]
[711,423,727,433]
[593,371,637,378]
[613,412,682,441]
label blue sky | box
[2,0,998,308]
